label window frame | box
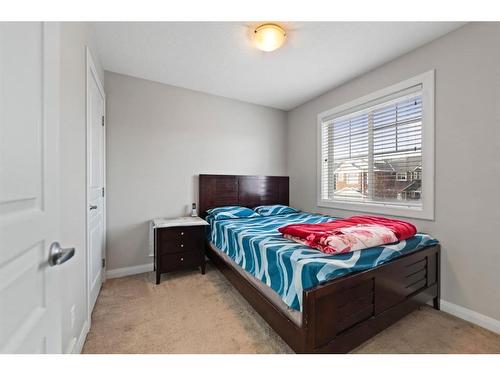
[396,172,408,182]
[316,70,435,220]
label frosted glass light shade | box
[254,24,286,52]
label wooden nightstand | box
[151,217,209,284]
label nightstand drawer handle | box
[180,244,184,248]
[180,232,184,236]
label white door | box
[0,23,67,353]
[87,50,106,313]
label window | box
[396,173,408,182]
[318,71,435,220]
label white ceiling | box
[91,22,465,110]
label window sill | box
[317,199,434,221]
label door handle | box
[89,204,98,210]
[48,242,75,266]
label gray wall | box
[59,22,104,353]
[287,22,500,320]
[105,72,287,271]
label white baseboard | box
[106,263,153,279]
[440,300,500,334]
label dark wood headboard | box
[199,174,289,217]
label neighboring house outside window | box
[318,71,435,220]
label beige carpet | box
[83,263,500,354]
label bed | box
[199,174,441,353]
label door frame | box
[85,46,106,324]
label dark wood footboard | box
[207,243,440,353]
[302,244,440,353]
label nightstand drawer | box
[160,251,202,271]
[157,226,203,242]
[156,229,203,255]
[158,237,203,254]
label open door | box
[0,22,70,353]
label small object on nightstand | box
[190,203,198,217]
[150,216,209,284]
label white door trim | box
[85,46,106,327]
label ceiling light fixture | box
[253,23,286,52]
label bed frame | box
[199,174,440,353]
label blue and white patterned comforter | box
[207,212,438,311]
